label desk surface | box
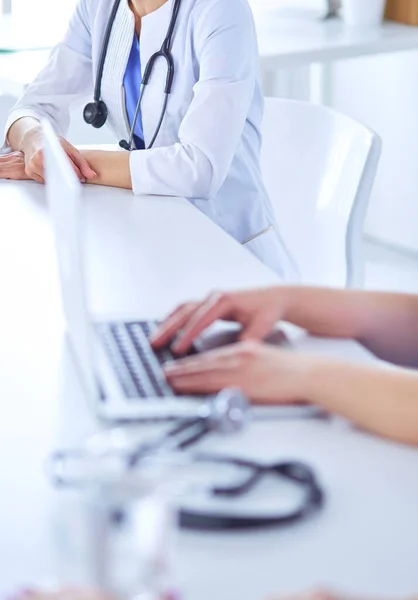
[1,181,418,600]
[253,16,418,68]
[2,17,418,96]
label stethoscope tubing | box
[179,454,325,531]
[87,0,182,150]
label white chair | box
[261,98,381,288]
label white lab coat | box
[3,0,298,279]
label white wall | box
[0,95,14,123]
[331,51,418,253]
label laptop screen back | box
[42,120,97,401]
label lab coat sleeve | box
[130,0,257,199]
[2,0,93,151]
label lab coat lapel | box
[101,0,135,140]
[139,0,175,147]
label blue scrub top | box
[123,34,145,150]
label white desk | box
[2,17,418,100]
[1,181,418,600]
[253,15,418,68]
[251,16,418,102]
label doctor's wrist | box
[18,123,43,155]
[7,117,42,153]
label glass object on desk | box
[47,428,183,600]
[1,0,12,15]
[325,0,341,18]
[341,0,386,28]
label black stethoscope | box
[83,0,182,151]
[47,390,324,531]
[179,454,324,531]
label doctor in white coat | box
[0,0,297,278]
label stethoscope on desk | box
[83,0,182,151]
[179,454,324,531]
[48,390,324,531]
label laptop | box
[43,120,322,422]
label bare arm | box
[154,285,418,444]
[3,129,127,186]
[164,339,418,446]
[282,287,418,368]
[79,149,132,189]
[152,286,418,369]
[308,358,418,445]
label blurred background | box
[2,0,418,283]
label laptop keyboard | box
[95,320,193,399]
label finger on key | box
[171,293,234,355]
[150,302,199,348]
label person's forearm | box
[7,117,41,151]
[80,150,132,189]
[282,287,418,367]
[305,358,418,445]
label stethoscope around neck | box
[83,0,182,151]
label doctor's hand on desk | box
[0,151,31,180]
[4,117,132,189]
[4,118,97,184]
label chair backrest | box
[261,98,381,288]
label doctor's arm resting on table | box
[1,0,257,201]
[6,117,127,186]
[150,286,418,447]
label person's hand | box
[19,125,97,184]
[0,151,31,180]
[164,340,316,402]
[151,287,288,355]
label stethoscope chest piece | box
[83,100,108,129]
